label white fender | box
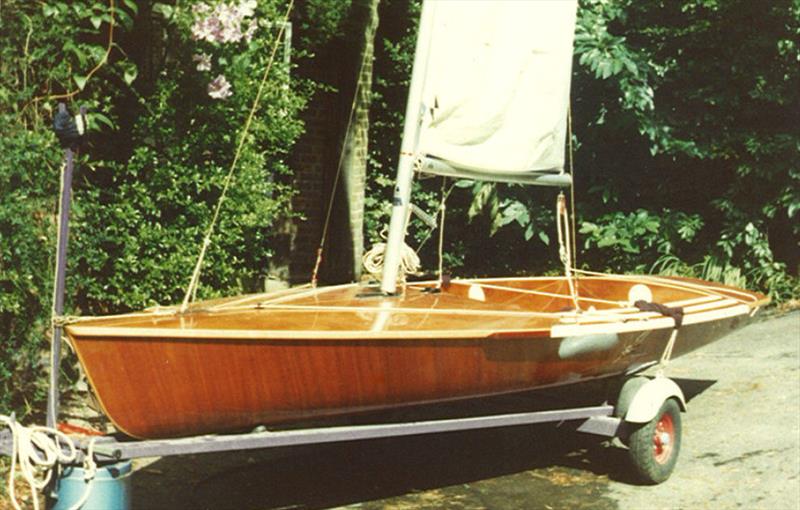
[624,377,686,424]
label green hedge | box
[0,0,311,416]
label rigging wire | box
[309,27,375,287]
[180,0,295,313]
[436,176,447,286]
[414,180,456,253]
[557,193,580,310]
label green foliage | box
[0,0,309,417]
[579,209,702,268]
[0,123,61,413]
[296,0,353,50]
[2,0,138,126]
[364,0,798,301]
[0,0,138,416]
[572,0,799,299]
[70,0,305,313]
[575,0,700,156]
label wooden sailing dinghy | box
[65,1,767,439]
[67,276,765,439]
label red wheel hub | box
[652,412,675,464]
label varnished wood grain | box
[65,276,766,439]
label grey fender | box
[618,376,686,424]
[558,333,619,359]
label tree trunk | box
[320,0,380,284]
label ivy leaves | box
[38,1,139,101]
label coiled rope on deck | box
[362,241,421,283]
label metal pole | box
[46,104,82,429]
[380,0,436,294]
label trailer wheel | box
[627,398,681,484]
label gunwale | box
[65,275,767,341]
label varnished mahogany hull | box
[65,277,766,439]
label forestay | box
[417,0,578,183]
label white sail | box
[381,0,577,293]
[418,0,578,178]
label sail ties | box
[556,193,580,310]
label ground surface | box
[2,311,798,510]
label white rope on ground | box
[0,415,97,510]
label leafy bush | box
[71,1,305,313]
[579,209,702,270]
[364,0,798,302]
[0,0,308,417]
[0,0,140,415]
[0,123,62,413]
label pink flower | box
[192,53,212,72]
[208,74,233,99]
[191,16,221,42]
[243,19,258,43]
[190,0,256,44]
[192,2,211,15]
[217,3,245,43]
[238,0,257,18]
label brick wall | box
[287,0,380,285]
[287,88,338,283]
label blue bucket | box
[51,460,132,510]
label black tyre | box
[627,398,682,484]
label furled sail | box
[417,0,578,183]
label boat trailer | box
[1,373,686,509]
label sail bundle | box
[417,0,577,185]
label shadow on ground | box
[671,378,716,403]
[130,377,718,509]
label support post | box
[46,104,84,429]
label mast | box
[380,0,436,294]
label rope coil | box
[1,415,96,510]
[362,241,420,284]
